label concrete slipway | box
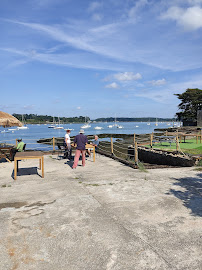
[0,154,201,270]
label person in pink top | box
[72,129,88,169]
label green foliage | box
[95,117,175,122]
[13,114,90,124]
[175,88,202,121]
[138,162,148,173]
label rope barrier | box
[113,143,129,150]
[113,148,128,157]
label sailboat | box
[115,115,123,129]
[17,115,29,130]
[81,117,91,129]
[48,117,56,128]
[155,118,158,126]
[94,126,103,130]
[54,117,64,129]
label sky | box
[0,0,202,119]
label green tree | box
[175,88,202,122]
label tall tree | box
[175,88,202,122]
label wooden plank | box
[14,159,17,180]
[42,157,44,178]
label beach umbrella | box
[0,111,23,127]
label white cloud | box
[161,6,202,30]
[128,0,148,19]
[92,13,102,21]
[186,0,202,4]
[148,78,166,86]
[77,106,81,109]
[114,72,142,81]
[105,82,119,89]
[88,2,102,12]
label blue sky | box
[0,0,202,119]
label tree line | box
[13,114,90,124]
[13,114,175,124]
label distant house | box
[197,110,202,127]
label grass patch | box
[138,162,148,173]
[143,138,202,155]
[196,159,202,167]
[1,184,6,188]
[86,183,100,186]
[193,167,202,171]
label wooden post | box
[196,135,198,144]
[150,133,153,148]
[14,158,17,180]
[16,139,18,147]
[53,137,55,151]
[41,156,44,178]
[176,136,179,152]
[201,129,202,143]
[93,146,95,162]
[165,130,168,136]
[110,137,113,155]
[134,133,136,159]
[135,142,138,164]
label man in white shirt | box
[64,129,72,159]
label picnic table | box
[14,151,44,180]
[179,133,202,144]
[0,145,13,162]
[152,135,176,147]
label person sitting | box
[11,138,25,161]
[87,135,99,156]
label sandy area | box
[0,154,201,270]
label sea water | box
[0,122,179,150]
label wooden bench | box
[14,151,44,180]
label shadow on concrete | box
[0,158,9,163]
[11,167,40,179]
[169,173,202,217]
[65,160,74,168]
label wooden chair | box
[0,147,12,162]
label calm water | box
[0,121,179,150]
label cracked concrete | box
[0,154,201,270]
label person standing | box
[72,129,88,169]
[64,129,72,159]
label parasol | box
[0,111,23,127]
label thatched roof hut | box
[0,111,23,127]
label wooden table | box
[14,151,44,180]
[179,134,202,144]
[71,143,96,162]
